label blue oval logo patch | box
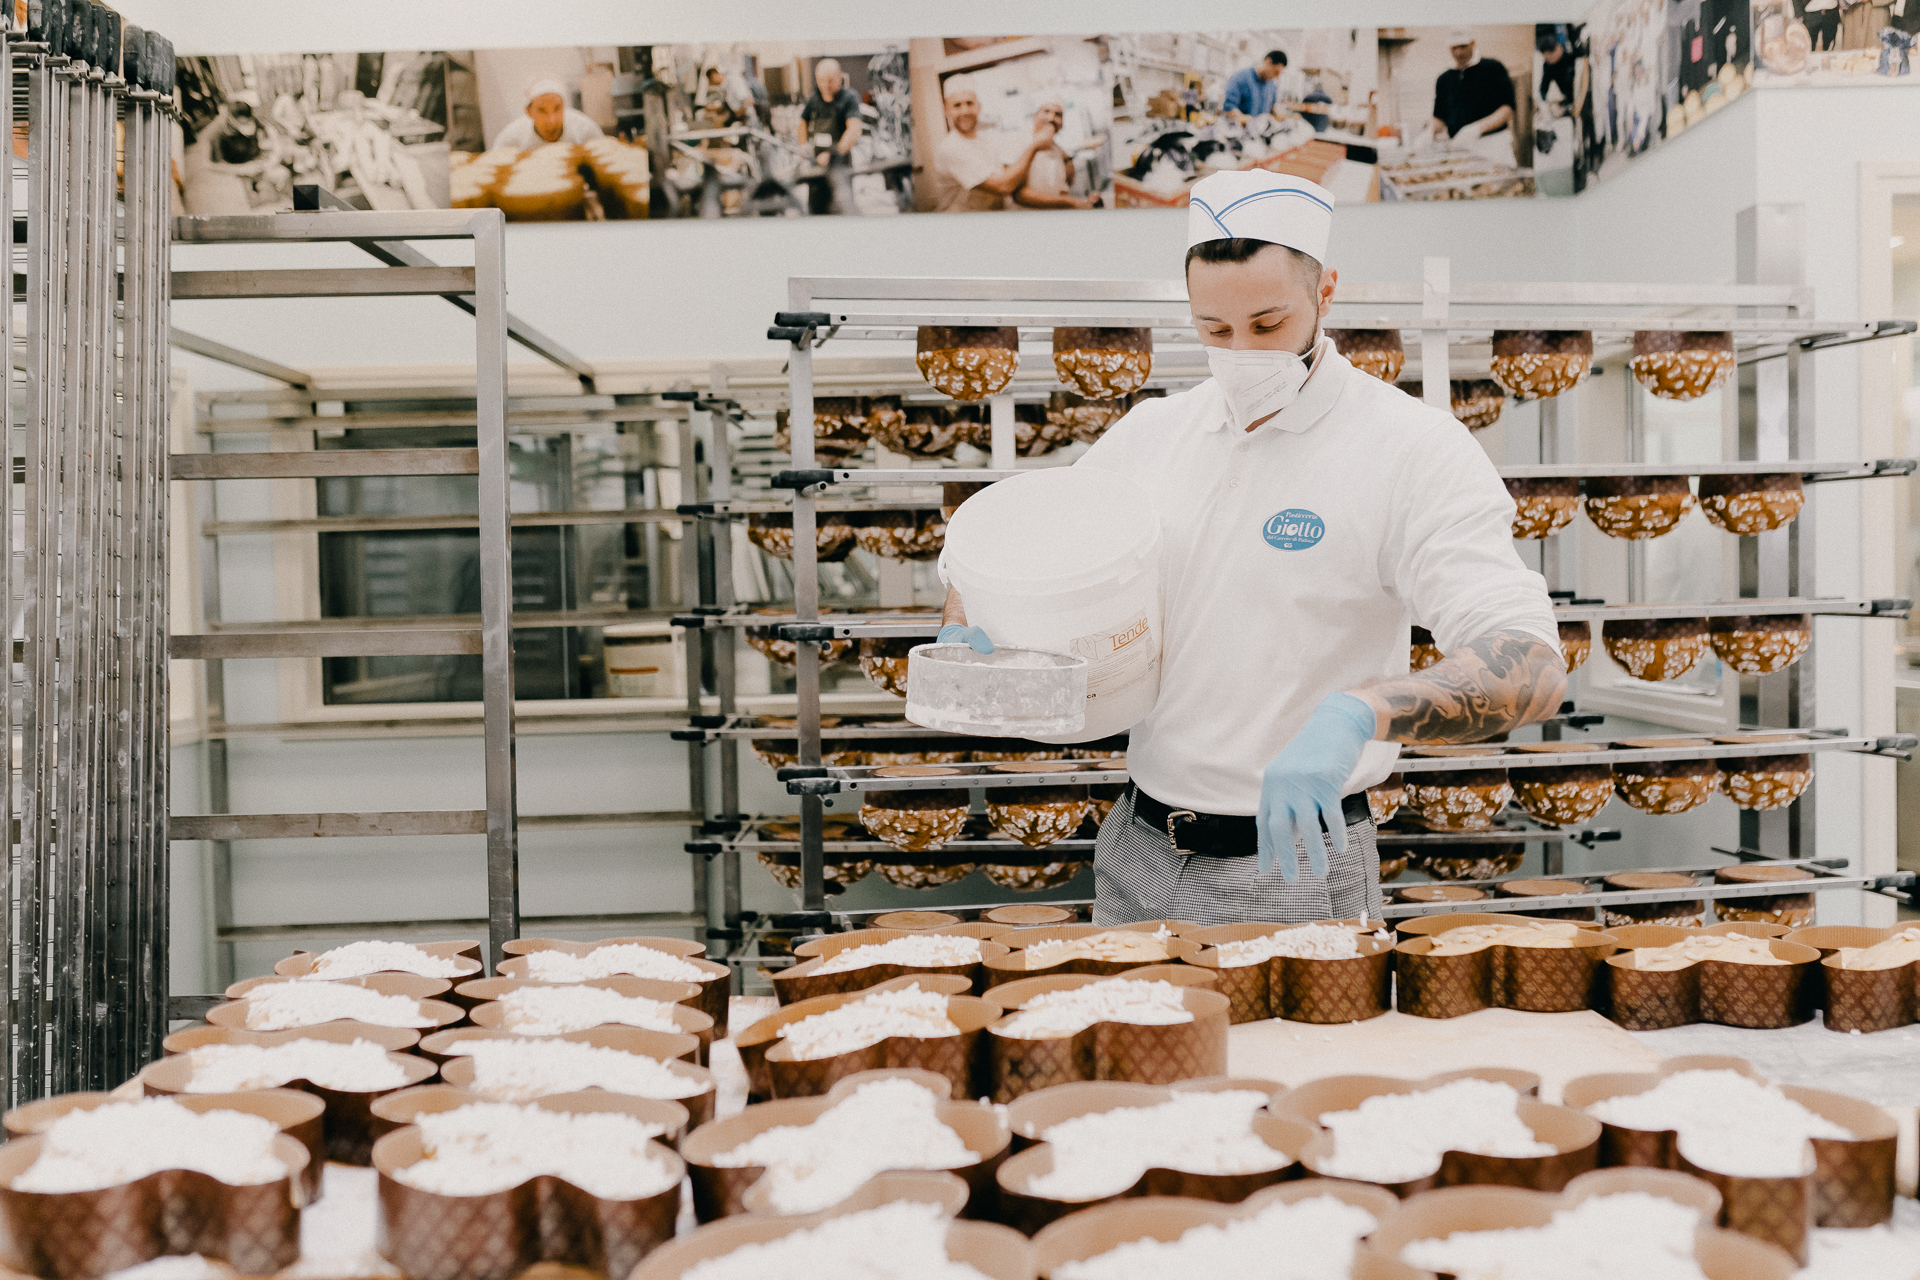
[1263,509,1325,551]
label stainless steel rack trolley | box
[705,261,1919,951]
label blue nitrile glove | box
[937,623,994,654]
[1257,691,1377,881]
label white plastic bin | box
[602,622,682,698]
[936,467,1161,741]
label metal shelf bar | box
[169,630,482,660]
[813,314,1887,343]
[171,267,476,299]
[169,328,312,389]
[1379,873,1873,919]
[788,275,1808,309]
[1391,734,1875,773]
[171,448,479,480]
[207,910,705,944]
[196,608,658,633]
[197,406,679,435]
[174,210,496,243]
[1498,459,1914,481]
[203,509,688,536]
[773,461,1913,491]
[1552,598,1908,622]
[168,811,489,840]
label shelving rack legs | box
[167,209,521,980]
[4,24,174,1102]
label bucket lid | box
[942,468,1159,597]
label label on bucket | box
[1067,610,1158,701]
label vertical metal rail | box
[146,82,176,1068]
[18,40,56,1104]
[705,368,742,940]
[471,211,521,971]
[1737,205,1813,863]
[0,29,14,1107]
[786,282,825,916]
[117,66,148,1080]
[678,414,711,937]
[120,62,170,1076]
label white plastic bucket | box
[937,467,1160,741]
[602,622,681,698]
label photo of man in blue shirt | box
[1222,50,1292,123]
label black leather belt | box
[1131,785,1370,858]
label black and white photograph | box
[909,36,1114,212]
[175,52,451,214]
[1371,25,1540,200]
[451,43,912,220]
[1753,0,1920,81]
[1102,29,1381,206]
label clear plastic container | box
[904,643,1088,736]
[938,468,1160,741]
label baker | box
[939,168,1565,926]
[491,78,604,151]
[1426,31,1517,165]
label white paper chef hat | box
[525,78,567,104]
[1186,170,1334,265]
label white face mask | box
[1206,334,1318,430]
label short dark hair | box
[1536,33,1561,54]
[1265,50,1288,67]
[1184,237,1323,285]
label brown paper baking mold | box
[163,1016,424,1058]
[1393,911,1605,941]
[272,938,482,984]
[429,1025,716,1128]
[0,1118,310,1279]
[1393,931,1617,1019]
[373,1092,684,1280]
[1783,925,1918,1033]
[222,969,459,1013]
[1184,923,1394,1024]
[458,988,716,1064]
[978,972,1229,1103]
[770,927,1015,1005]
[993,1077,1300,1235]
[138,1022,438,1165]
[1366,1167,1793,1280]
[1003,1075,1285,1153]
[730,977,994,1103]
[456,973,705,1038]
[630,1171,1035,1280]
[496,936,732,1035]
[1601,931,1818,1031]
[1561,1055,1896,1261]
[203,984,466,1039]
[1031,1179,1417,1279]
[678,1069,1010,1224]
[2,1087,325,1209]
[981,926,1203,988]
[1271,1070,1593,1198]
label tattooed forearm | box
[1351,630,1568,744]
[941,586,968,627]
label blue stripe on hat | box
[1216,186,1335,221]
[1189,196,1233,238]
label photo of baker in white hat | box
[940,168,1565,925]
[490,76,604,151]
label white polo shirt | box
[1077,341,1557,816]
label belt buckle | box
[1164,809,1199,856]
